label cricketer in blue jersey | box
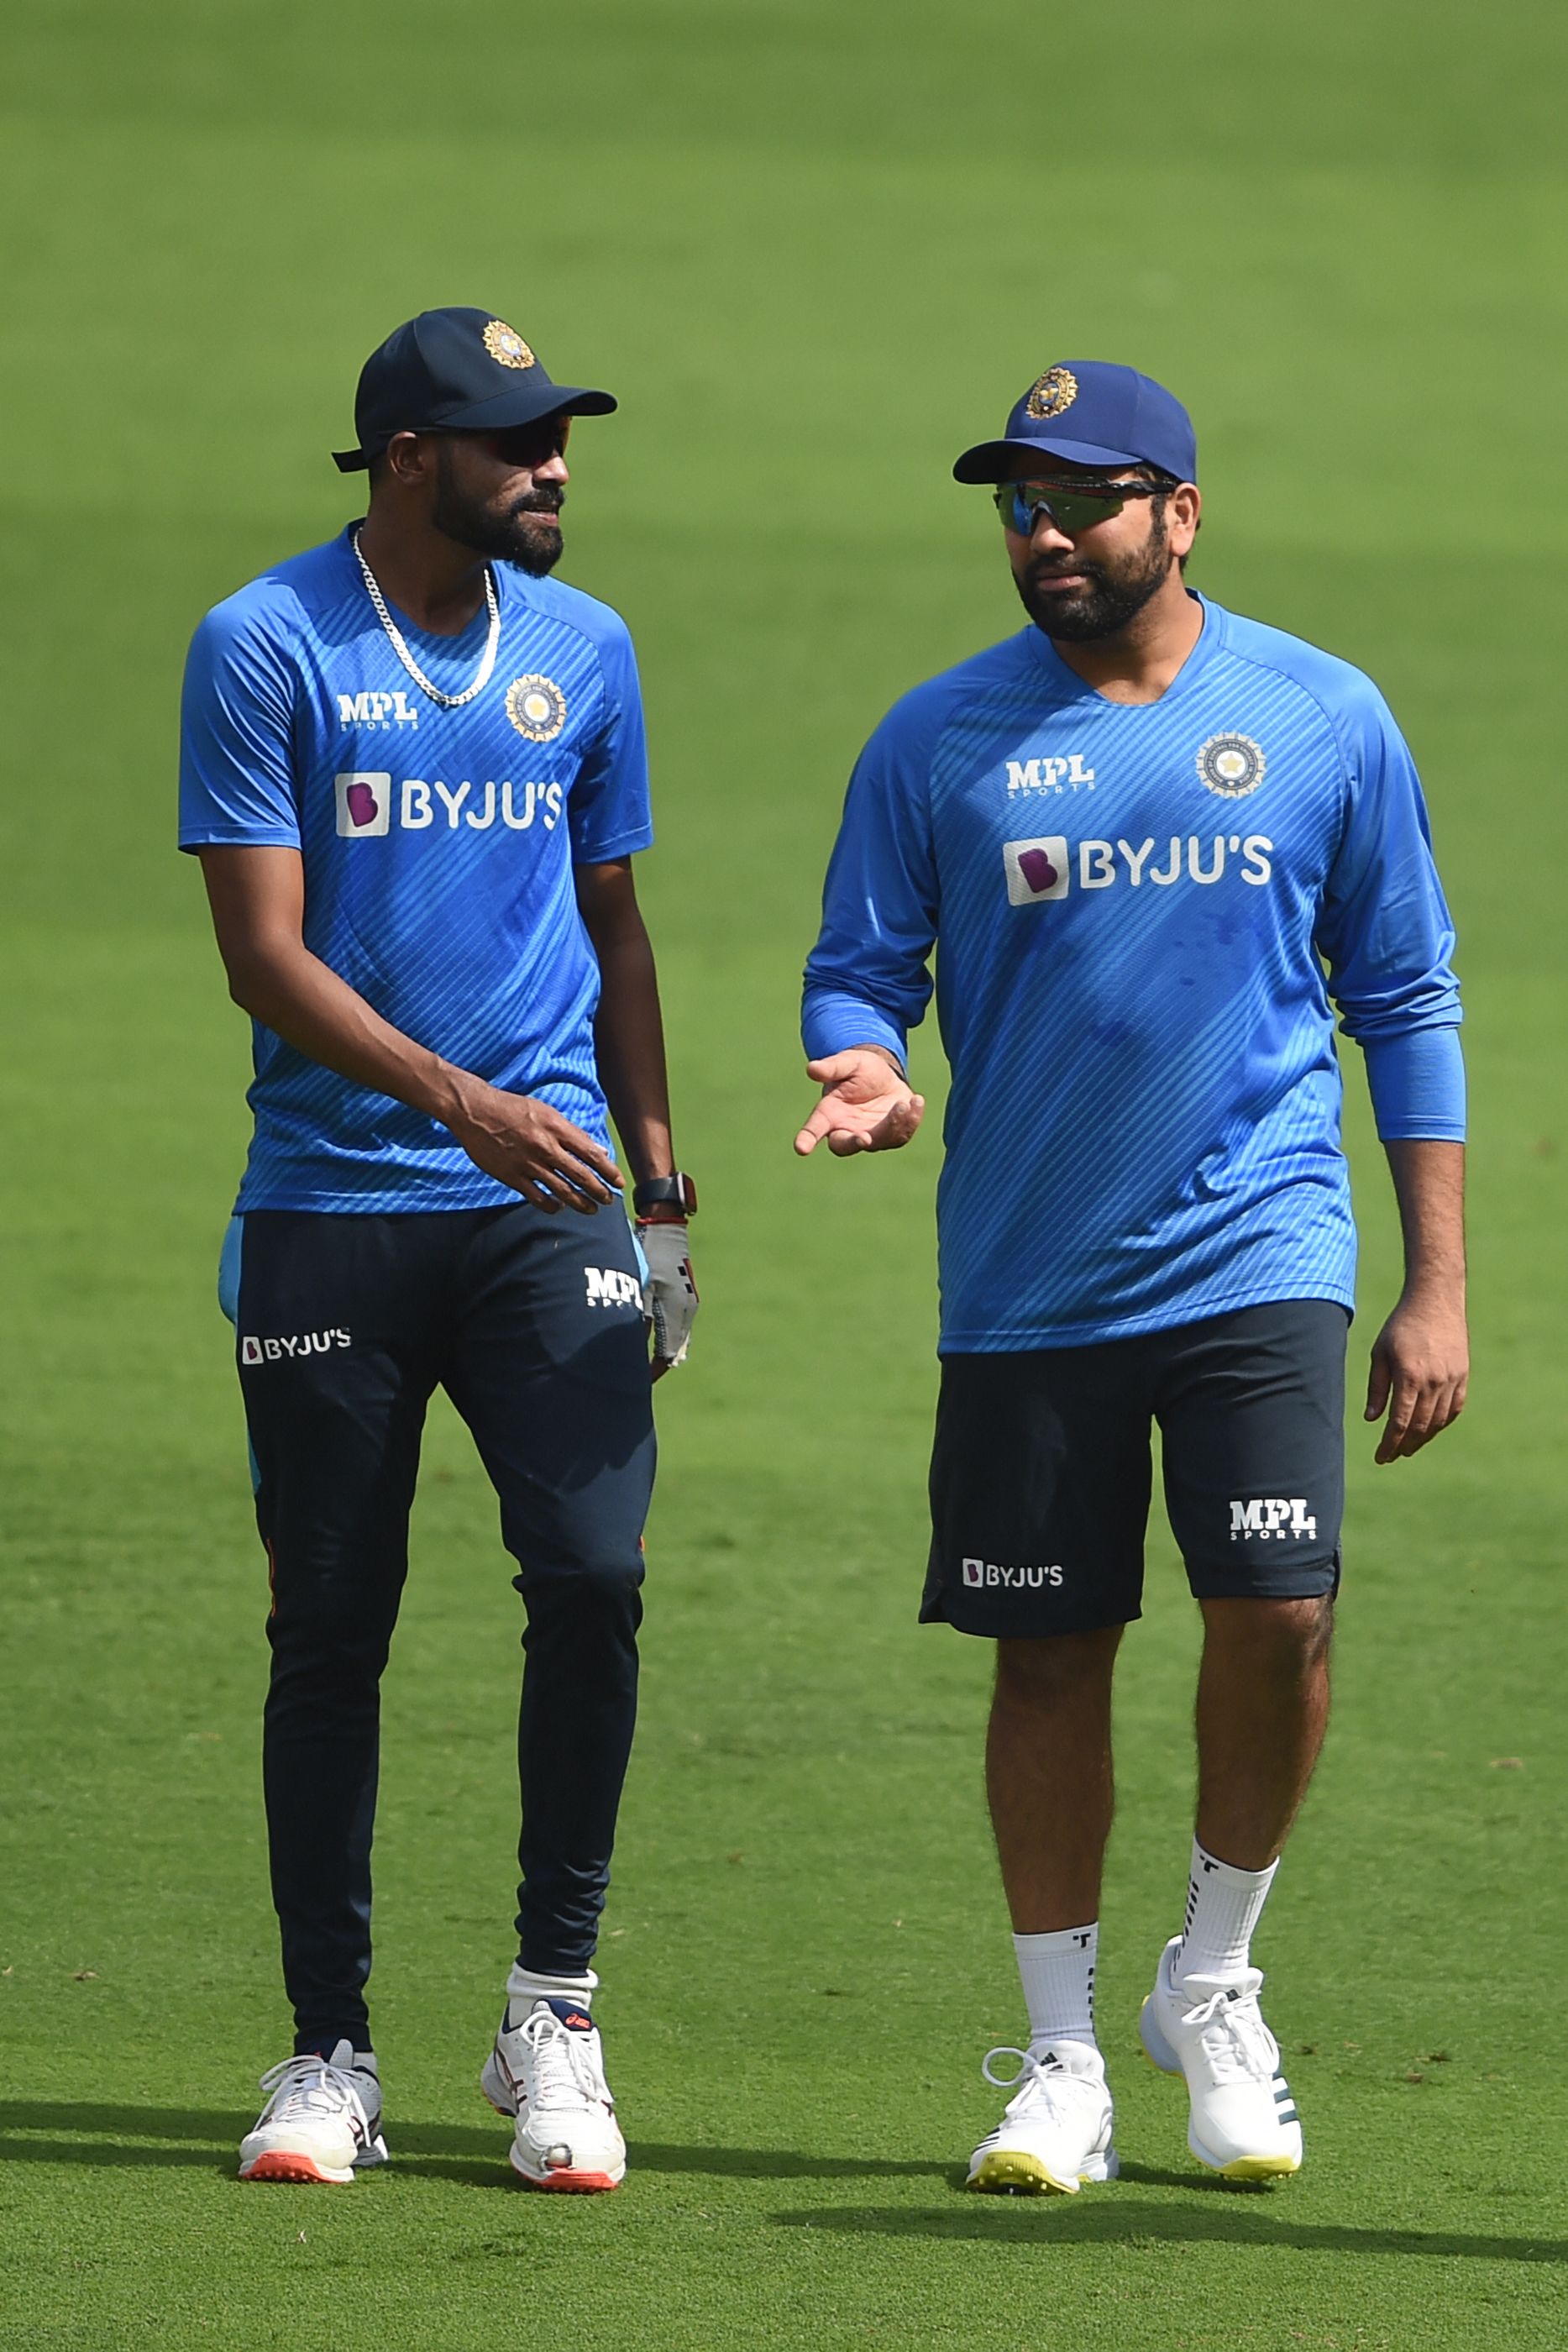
[797,362,1467,2194]
[181,308,700,2193]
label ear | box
[382,431,435,489]
[1167,481,1201,561]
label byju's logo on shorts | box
[962,1557,1065,1588]
[337,690,419,730]
[1004,837,1070,904]
[241,1329,352,1363]
[1229,1498,1318,1542]
[335,772,391,834]
[585,1267,644,1310]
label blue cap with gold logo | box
[952,361,1197,484]
[332,307,617,472]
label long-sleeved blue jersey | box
[802,596,1463,1352]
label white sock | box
[1013,1924,1099,2054]
[1177,1840,1277,1981]
[506,1962,598,2031]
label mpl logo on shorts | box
[584,1267,644,1310]
[1229,1499,1318,1542]
[241,1329,352,1363]
[962,1557,1065,1588]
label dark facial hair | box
[432,440,564,577]
[1013,497,1171,642]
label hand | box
[1365,1287,1469,1462]
[451,1082,623,1214]
[793,1049,926,1158]
[637,1217,698,1377]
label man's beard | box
[1014,506,1171,642]
[433,446,564,576]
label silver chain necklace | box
[351,528,500,711]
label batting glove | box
[637,1219,699,1369]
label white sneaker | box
[480,1996,626,2192]
[967,2040,1119,2196]
[1140,1936,1303,2180]
[239,2040,389,2183]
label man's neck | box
[355,508,490,638]
[1047,577,1204,706]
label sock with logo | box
[1177,1840,1277,1982]
[506,1961,598,2033]
[1013,1924,1099,2056]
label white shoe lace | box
[256,2053,372,2133]
[981,2045,1102,2118]
[516,2008,608,2113]
[1177,1971,1280,2086]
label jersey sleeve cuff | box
[802,987,907,1067]
[1362,1025,1466,1141]
[569,824,655,864]
[178,826,302,853]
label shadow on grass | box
[775,2203,1568,2264]
[4,2104,1563,2268]
[0,2103,941,2191]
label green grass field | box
[3,2,1567,2344]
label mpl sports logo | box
[585,1266,644,1310]
[1229,1499,1318,1542]
[338,690,420,731]
[241,1328,351,1364]
[962,1557,1065,1588]
[334,772,565,837]
[1005,832,1276,901]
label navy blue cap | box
[952,361,1196,486]
[332,307,616,472]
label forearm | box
[223,937,483,1131]
[1383,1138,1466,1295]
[591,928,675,1186]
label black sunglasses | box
[994,476,1167,536]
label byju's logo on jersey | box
[338,690,419,730]
[335,772,391,835]
[1004,837,1070,903]
[1229,1498,1318,1542]
[1197,733,1266,797]
[1005,832,1275,899]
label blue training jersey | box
[802,594,1463,1352]
[180,525,653,1213]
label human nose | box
[533,449,569,486]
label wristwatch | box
[632,1172,698,1219]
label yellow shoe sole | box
[1208,2150,1302,2182]
[968,2149,1078,2197]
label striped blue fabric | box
[803,597,1462,1352]
[180,528,653,1213]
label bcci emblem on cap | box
[482,318,536,370]
[1025,366,1079,421]
[506,675,568,743]
[1197,733,1267,799]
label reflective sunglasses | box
[994,476,1164,536]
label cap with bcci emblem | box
[332,306,617,471]
[952,360,1197,485]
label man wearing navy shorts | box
[797,363,1466,2191]
[181,307,699,2192]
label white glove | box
[637,1219,699,1370]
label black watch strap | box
[633,1172,698,1218]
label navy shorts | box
[922,1299,1347,1640]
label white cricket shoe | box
[238,2040,389,2183]
[480,1995,626,2192]
[1140,1935,1303,2180]
[967,2040,1119,2196]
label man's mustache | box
[512,491,564,518]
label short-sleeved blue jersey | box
[181,526,653,1213]
[803,596,1463,1352]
